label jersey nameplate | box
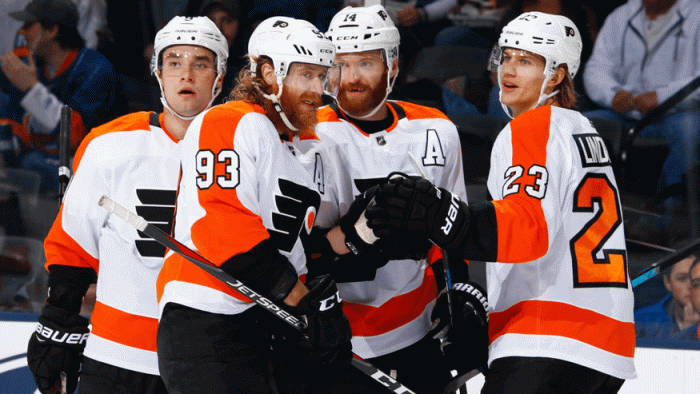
[573,134,612,168]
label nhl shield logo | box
[376,136,386,146]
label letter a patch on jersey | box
[423,129,446,167]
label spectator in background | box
[687,258,700,340]
[583,0,700,211]
[0,0,116,194]
[635,254,700,339]
[198,0,245,103]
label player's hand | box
[27,305,90,394]
[368,176,470,251]
[290,275,352,366]
[339,185,380,255]
[430,281,489,374]
[1,51,38,92]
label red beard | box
[279,88,321,131]
[337,70,389,118]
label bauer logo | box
[134,189,177,258]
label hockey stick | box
[407,154,469,394]
[632,236,700,287]
[58,105,72,201]
[98,195,417,394]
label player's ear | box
[389,56,398,79]
[260,62,278,94]
[546,66,566,92]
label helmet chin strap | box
[156,73,223,121]
[260,76,298,131]
[339,68,397,120]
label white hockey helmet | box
[326,5,400,119]
[152,16,228,77]
[497,12,582,79]
[326,5,400,73]
[152,16,229,120]
[247,16,335,131]
[248,16,335,80]
[495,12,582,116]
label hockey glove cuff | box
[430,281,489,373]
[27,305,89,394]
[339,185,380,255]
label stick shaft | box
[58,105,71,200]
[99,195,417,394]
[632,236,700,287]
[98,195,306,330]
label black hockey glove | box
[289,275,353,367]
[369,176,471,251]
[339,185,380,255]
[27,305,90,394]
[430,280,489,374]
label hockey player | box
[155,17,353,393]
[27,16,228,394]
[305,5,489,393]
[368,12,637,394]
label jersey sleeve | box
[43,128,112,274]
[484,106,562,263]
[186,107,274,267]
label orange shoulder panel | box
[395,100,450,121]
[73,112,152,169]
[316,105,341,123]
[493,106,551,263]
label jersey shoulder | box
[317,105,342,123]
[391,100,450,121]
[75,112,153,163]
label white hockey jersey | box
[314,101,467,359]
[44,112,179,375]
[157,101,323,316]
[484,105,636,379]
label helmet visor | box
[324,63,342,99]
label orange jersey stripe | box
[90,300,159,352]
[489,299,636,358]
[343,269,438,337]
[494,106,551,263]
[157,253,251,303]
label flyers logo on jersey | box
[573,134,611,168]
[269,179,321,253]
[134,189,177,258]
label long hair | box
[229,55,273,104]
[556,65,577,109]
